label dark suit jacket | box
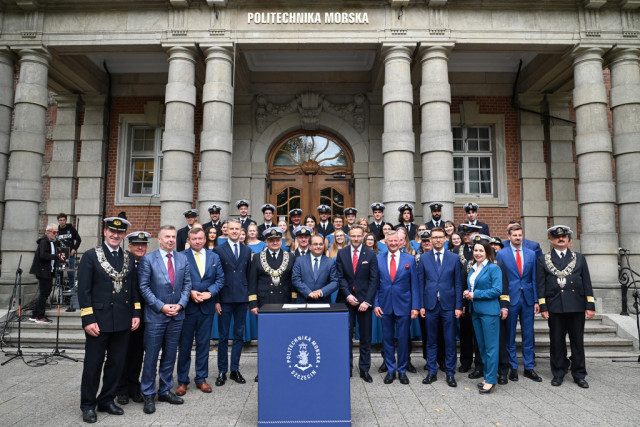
[316,222,334,237]
[183,249,225,315]
[375,251,420,315]
[369,221,391,241]
[257,222,276,241]
[77,243,141,331]
[214,240,252,303]
[292,254,339,303]
[176,226,190,252]
[458,221,490,236]
[503,239,543,261]
[30,236,60,280]
[536,249,595,314]
[418,249,463,312]
[425,219,444,230]
[336,246,379,306]
[249,250,295,307]
[239,217,256,230]
[138,250,191,323]
[203,221,222,235]
[395,222,417,241]
[496,246,537,306]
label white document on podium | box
[282,304,307,309]
[306,304,331,308]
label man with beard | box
[203,204,223,234]
[425,203,444,230]
[288,208,303,236]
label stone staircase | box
[3,309,638,358]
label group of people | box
[30,199,595,423]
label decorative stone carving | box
[256,92,366,133]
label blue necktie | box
[234,243,239,260]
[313,257,319,280]
[436,252,441,268]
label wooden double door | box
[268,173,353,222]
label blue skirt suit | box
[468,262,503,384]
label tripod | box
[45,267,79,363]
[2,256,29,366]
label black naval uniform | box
[316,222,334,237]
[176,225,191,252]
[239,217,256,230]
[495,260,511,381]
[395,222,417,241]
[369,221,391,241]
[537,249,595,381]
[248,250,295,309]
[78,243,140,412]
[293,248,310,257]
[257,222,275,241]
[116,258,145,403]
[203,220,222,235]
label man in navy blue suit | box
[496,224,543,383]
[418,227,463,387]
[336,225,379,382]
[502,220,544,260]
[292,235,339,303]
[374,230,419,385]
[176,227,225,396]
[138,225,192,414]
[213,219,252,386]
[458,202,490,236]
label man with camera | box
[29,223,66,323]
[57,212,82,311]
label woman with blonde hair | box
[278,218,294,251]
[326,229,348,259]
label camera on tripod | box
[55,246,70,271]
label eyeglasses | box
[431,236,445,240]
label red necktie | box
[516,249,523,276]
[390,253,396,282]
[352,248,359,274]
[167,253,175,288]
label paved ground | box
[1,347,639,426]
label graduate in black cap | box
[316,204,334,236]
[369,202,391,241]
[458,202,490,236]
[257,204,276,241]
[394,203,418,241]
[236,200,256,229]
[176,209,199,252]
[425,202,444,230]
[203,204,223,235]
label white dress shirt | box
[469,259,489,291]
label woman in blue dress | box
[377,223,393,255]
[217,221,229,245]
[245,223,266,256]
[410,224,428,253]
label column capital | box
[201,44,234,63]
[16,46,51,66]
[163,44,197,63]
[606,47,640,67]
[381,44,413,63]
[570,45,607,65]
[418,44,454,62]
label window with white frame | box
[453,126,494,196]
[127,126,163,196]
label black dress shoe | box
[551,376,563,387]
[116,394,129,405]
[498,375,508,385]
[143,395,155,414]
[406,361,417,373]
[378,364,388,373]
[159,391,184,405]
[359,370,373,383]
[458,365,471,373]
[524,369,542,382]
[574,378,589,388]
[446,375,457,387]
[399,373,410,385]
[509,369,519,381]
[130,391,144,403]
[422,374,437,384]
[82,409,97,423]
[384,372,396,384]
[468,369,483,379]
[215,373,227,386]
[479,384,496,394]
[97,401,124,415]
[230,370,246,384]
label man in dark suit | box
[502,220,544,260]
[138,225,192,414]
[288,208,303,236]
[213,219,252,386]
[236,200,256,230]
[203,204,223,235]
[336,225,379,382]
[176,227,225,396]
[369,202,390,241]
[458,202,490,236]
[257,204,276,241]
[176,209,198,252]
[78,216,140,423]
[29,223,64,323]
[538,225,595,388]
[292,234,339,303]
[292,226,312,257]
[374,230,419,385]
[425,203,444,230]
[316,204,334,237]
[116,231,150,406]
[395,203,418,241]
[418,227,462,387]
[496,224,542,383]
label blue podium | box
[258,304,350,426]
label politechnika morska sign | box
[247,11,370,25]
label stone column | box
[160,46,196,225]
[419,45,455,222]
[381,45,416,220]
[610,48,640,275]
[46,95,79,223]
[0,48,50,281]
[75,95,107,252]
[572,47,619,310]
[547,94,579,252]
[518,95,549,245]
[0,50,15,251]
[198,44,234,220]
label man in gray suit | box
[292,235,339,303]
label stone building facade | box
[0,0,638,313]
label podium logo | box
[286,335,321,381]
